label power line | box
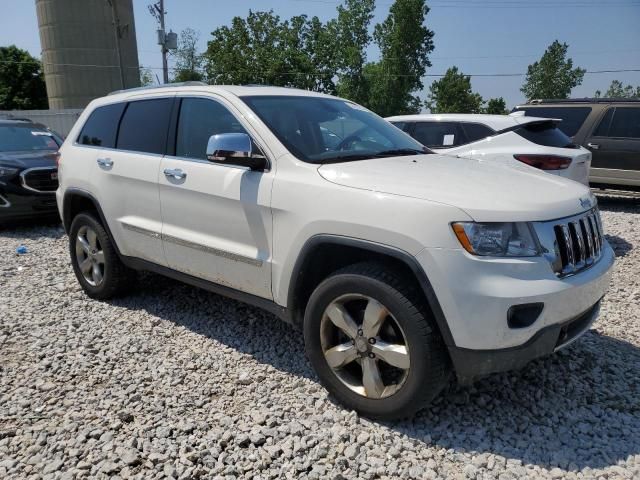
[291,0,640,7]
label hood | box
[318,154,594,222]
[0,150,58,169]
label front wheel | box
[304,262,450,420]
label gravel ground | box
[1,197,639,480]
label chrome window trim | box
[0,193,10,208]
[19,167,58,194]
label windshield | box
[0,125,61,152]
[240,95,430,163]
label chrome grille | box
[537,208,604,278]
[20,167,59,193]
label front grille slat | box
[550,208,604,278]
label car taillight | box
[55,151,62,167]
[513,154,572,170]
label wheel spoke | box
[372,341,410,369]
[362,298,388,338]
[86,228,98,249]
[324,343,358,368]
[92,263,103,285]
[77,235,91,254]
[362,357,385,398]
[93,250,105,265]
[79,257,93,274]
[326,303,358,339]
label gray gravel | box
[1,196,639,480]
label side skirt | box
[120,255,291,324]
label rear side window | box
[515,121,574,148]
[592,108,614,137]
[78,103,125,148]
[117,98,174,154]
[461,123,494,143]
[512,107,591,137]
[176,98,246,160]
[390,121,407,131]
[608,108,640,138]
[411,122,466,148]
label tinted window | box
[78,103,125,148]
[512,107,591,137]
[117,98,173,154]
[241,96,427,163]
[0,125,61,152]
[412,122,466,148]
[176,98,246,160]
[593,108,614,137]
[461,123,494,143]
[390,121,407,131]
[515,121,574,148]
[608,108,640,138]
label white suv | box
[386,113,592,185]
[56,84,614,419]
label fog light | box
[507,303,544,329]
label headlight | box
[452,222,539,257]
[0,166,19,180]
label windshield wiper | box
[372,148,431,157]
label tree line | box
[1,0,638,112]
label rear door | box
[586,106,640,187]
[91,95,174,265]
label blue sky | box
[2,0,639,108]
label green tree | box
[484,97,508,115]
[0,45,48,110]
[365,0,435,116]
[334,0,375,105]
[521,40,585,100]
[425,67,484,113]
[139,66,154,86]
[595,80,640,98]
[173,28,204,82]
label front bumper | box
[0,189,59,221]
[450,300,601,384]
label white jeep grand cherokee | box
[57,84,614,420]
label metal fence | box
[0,109,84,138]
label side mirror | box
[206,133,267,171]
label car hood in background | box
[318,154,594,222]
[0,150,58,169]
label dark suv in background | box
[513,98,640,191]
[0,119,62,224]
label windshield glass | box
[0,125,61,152]
[240,95,430,163]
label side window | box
[390,121,407,131]
[116,98,174,154]
[461,123,494,143]
[592,108,614,137]
[411,122,465,148]
[514,107,591,137]
[78,103,125,148]
[607,108,640,139]
[176,98,247,160]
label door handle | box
[163,168,187,180]
[97,157,113,168]
[587,143,600,150]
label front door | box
[159,96,273,299]
[587,106,640,187]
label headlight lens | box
[452,222,539,257]
[0,166,19,180]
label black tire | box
[69,212,136,300]
[304,262,450,420]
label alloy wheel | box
[320,294,410,399]
[75,225,105,287]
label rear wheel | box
[69,212,136,299]
[304,262,450,420]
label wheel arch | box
[287,235,456,349]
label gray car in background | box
[512,98,640,191]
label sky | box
[1,0,639,109]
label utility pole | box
[149,0,176,84]
[107,0,126,89]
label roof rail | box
[526,97,640,105]
[108,81,208,96]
